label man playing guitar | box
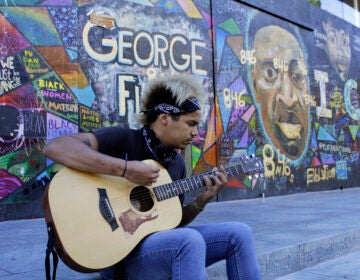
[42,74,261,280]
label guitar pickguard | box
[119,208,158,237]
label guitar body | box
[43,160,182,272]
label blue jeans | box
[100,222,261,280]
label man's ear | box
[159,113,169,125]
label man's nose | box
[191,126,199,136]
[277,73,299,107]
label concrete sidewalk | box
[1,187,360,279]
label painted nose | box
[277,73,299,108]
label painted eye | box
[342,36,350,47]
[289,60,306,89]
[327,31,336,44]
[291,72,305,88]
[262,65,278,83]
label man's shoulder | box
[92,126,145,156]
[92,126,144,146]
[93,126,142,136]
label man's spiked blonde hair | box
[137,74,206,125]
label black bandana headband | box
[149,97,201,114]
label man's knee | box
[224,222,254,243]
[176,227,206,251]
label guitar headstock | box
[238,154,264,178]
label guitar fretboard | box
[153,164,246,201]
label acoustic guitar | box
[42,156,264,272]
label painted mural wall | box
[0,0,359,220]
[213,0,360,200]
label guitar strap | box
[45,223,59,280]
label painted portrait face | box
[251,25,309,160]
[322,20,351,81]
[344,79,360,120]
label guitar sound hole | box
[130,186,154,212]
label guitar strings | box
[107,171,214,206]
[107,160,261,205]
[108,166,243,204]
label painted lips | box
[277,122,302,139]
[276,110,302,140]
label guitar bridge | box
[98,188,119,231]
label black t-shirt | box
[92,126,186,182]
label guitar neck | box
[153,164,246,202]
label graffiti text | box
[0,56,22,95]
[223,88,245,109]
[263,144,295,183]
[83,23,208,75]
[307,165,336,185]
